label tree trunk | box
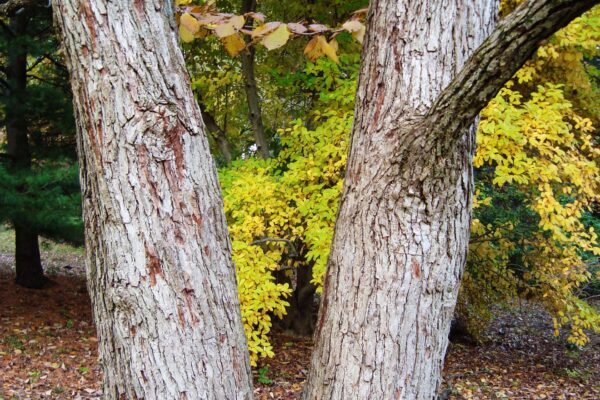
[199,100,233,164]
[4,8,47,289]
[240,0,269,158]
[52,1,252,399]
[304,0,596,398]
[14,222,45,288]
[275,262,317,336]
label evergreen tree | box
[0,1,82,288]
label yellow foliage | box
[217,5,600,363]
[220,109,352,364]
[461,4,600,344]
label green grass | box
[0,224,83,255]
[0,226,15,253]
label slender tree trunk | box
[275,261,317,336]
[52,1,252,398]
[199,100,233,164]
[5,8,47,289]
[14,222,44,288]
[240,0,269,158]
[304,0,596,398]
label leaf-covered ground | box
[0,252,598,400]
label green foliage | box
[0,162,83,245]
[257,365,273,384]
[0,5,82,245]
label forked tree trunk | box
[5,8,47,289]
[304,0,596,398]
[52,1,252,398]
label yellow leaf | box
[180,13,200,34]
[222,33,246,57]
[352,25,366,44]
[179,24,195,43]
[230,15,245,31]
[261,24,290,50]
[251,22,281,38]
[318,36,339,63]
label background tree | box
[0,0,81,288]
[52,0,252,398]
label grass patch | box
[0,224,83,255]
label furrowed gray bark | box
[52,1,252,398]
[304,0,595,399]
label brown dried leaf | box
[287,23,308,34]
[304,35,322,61]
[244,11,266,22]
[308,23,329,33]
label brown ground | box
[0,253,598,400]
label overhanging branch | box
[426,0,598,140]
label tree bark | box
[52,1,252,399]
[240,0,269,158]
[304,0,596,398]
[4,6,47,289]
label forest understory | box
[0,247,598,400]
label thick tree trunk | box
[304,0,596,398]
[52,1,252,399]
[5,8,46,289]
[240,0,269,158]
[303,1,497,398]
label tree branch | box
[426,0,598,140]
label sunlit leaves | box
[176,5,366,62]
[214,15,244,37]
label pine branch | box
[426,0,598,140]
